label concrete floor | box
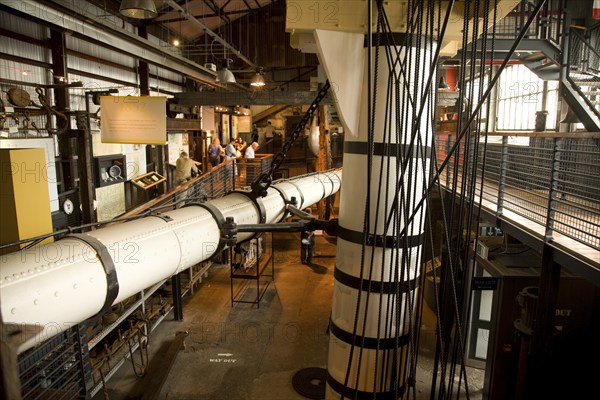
[98,232,484,400]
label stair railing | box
[490,0,563,45]
[566,27,600,122]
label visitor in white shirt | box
[245,142,259,159]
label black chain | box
[250,80,331,198]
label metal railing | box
[566,27,600,121]
[489,0,563,45]
[18,325,90,400]
[436,132,600,252]
[123,154,273,215]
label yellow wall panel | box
[0,148,53,255]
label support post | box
[171,274,183,321]
[316,104,331,219]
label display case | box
[131,171,166,190]
[94,154,127,187]
[230,233,273,307]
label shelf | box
[87,279,166,350]
[89,336,147,398]
[181,261,212,297]
[230,234,274,307]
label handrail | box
[121,159,237,217]
[488,0,563,45]
[566,28,600,123]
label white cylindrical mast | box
[0,170,341,353]
[325,38,434,398]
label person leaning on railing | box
[174,151,199,186]
[244,142,259,159]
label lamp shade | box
[250,72,266,87]
[216,67,236,84]
[119,0,158,19]
[438,74,449,89]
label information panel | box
[101,96,167,144]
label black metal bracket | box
[222,217,238,246]
[150,212,173,223]
[222,205,339,239]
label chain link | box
[250,80,331,198]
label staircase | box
[475,1,600,132]
[562,27,600,131]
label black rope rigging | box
[334,1,549,400]
[250,80,331,198]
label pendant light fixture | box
[119,0,158,20]
[216,58,236,84]
[250,68,266,87]
[438,74,449,89]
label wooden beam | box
[174,91,333,106]
[252,104,289,124]
[167,118,203,131]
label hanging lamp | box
[216,59,236,84]
[438,74,449,89]
[119,0,158,20]
[250,69,266,87]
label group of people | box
[208,136,260,168]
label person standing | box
[174,151,198,186]
[251,124,259,144]
[235,137,247,158]
[208,137,223,167]
[300,230,315,264]
[225,139,237,160]
[244,142,259,159]
[265,121,275,153]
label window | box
[496,64,547,131]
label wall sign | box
[472,277,499,291]
[100,96,167,144]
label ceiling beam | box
[1,0,218,87]
[174,90,333,106]
[164,0,257,69]
[204,0,232,25]
[159,9,250,23]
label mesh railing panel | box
[551,138,600,249]
[475,142,502,205]
[436,134,600,251]
[486,0,563,43]
[18,326,89,400]
[501,141,553,224]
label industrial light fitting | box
[216,58,236,84]
[119,0,158,20]
[250,69,266,87]
[438,74,449,90]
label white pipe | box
[0,170,341,353]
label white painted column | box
[323,35,434,398]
